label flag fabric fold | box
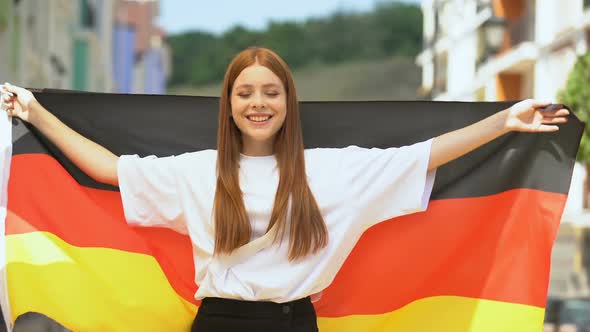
[0,91,584,332]
[0,111,13,331]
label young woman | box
[1,47,569,332]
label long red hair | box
[213,47,328,261]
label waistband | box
[199,296,315,317]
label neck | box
[241,137,274,156]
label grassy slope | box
[168,56,422,101]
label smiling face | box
[214,48,326,262]
[230,63,287,156]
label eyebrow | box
[235,83,281,89]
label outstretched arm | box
[428,99,570,171]
[1,83,119,186]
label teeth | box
[248,115,271,122]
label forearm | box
[28,100,119,186]
[428,109,510,171]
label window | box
[79,0,95,29]
[73,39,89,90]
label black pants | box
[191,297,319,332]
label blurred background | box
[1,0,590,331]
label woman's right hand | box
[1,82,37,122]
[1,82,119,186]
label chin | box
[243,131,277,143]
[251,134,275,142]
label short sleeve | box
[117,154,187,234]
[340,138,437,229]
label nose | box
[251,93,266,110]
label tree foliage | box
[558,52,590,162]
[167,2,422,87]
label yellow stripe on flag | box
[6,232,545,332]
[318,295,544,332]
[6,231,197,332]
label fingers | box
[1,103,14,116]
[1,92,14,103]
[2,82,36,106]
[1,83,23,102]
[539,106,569,128]
[1,90,15,110]
[1,98,14,111]
[1,85,16,110]
[0,85,17,116]
[538,103,564,110]
[0,88,14,98]
[0,100,10,109]
[538,125,560,132]
[522,124,560,132]
[541,108,570,117]
[1,83,17,96]
[542,116,568,124]
[530,99,552,108]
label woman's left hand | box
[504,99,569,133]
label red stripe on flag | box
[8,154,563,316]
[316,189,563,316]
[8,154,199,305]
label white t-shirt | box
[117,139,436,303]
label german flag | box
[0,91,583,331]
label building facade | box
[417,0,589,102]
[417,0,590,297]
[0,0,170,94]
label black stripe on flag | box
[12,91,584,198]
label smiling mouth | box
[246,115,273,123]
